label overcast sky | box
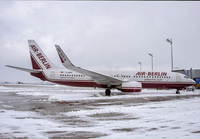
[1,1,200,83]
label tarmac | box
[0,84,200,138]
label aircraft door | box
[176,74,180,82]
[51,70,55,79]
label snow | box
[0,84,200,138]
[0,109,60,139]
[12,85,199,102]
[64,98,200,139]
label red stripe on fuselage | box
[140,81,194,89]
[52,80,102,87]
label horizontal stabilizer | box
[5,65,42,73]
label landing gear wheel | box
[176,90,180,94]
[105,89,111,96]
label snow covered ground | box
[0,84,200,138]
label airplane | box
[6,40,195,96]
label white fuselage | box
[39,69,195,90]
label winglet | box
[54,45,123,85]
[55,45,75,68]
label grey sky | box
[1,1,200,83]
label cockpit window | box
[184,76,189,78]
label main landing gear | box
[176,89,180,94]
[105,88,111,96]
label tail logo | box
[30,45,51,69]
[57,47,66,63]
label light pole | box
[166,38,173,71]
[149,53,153,71]
[138,62,142,71]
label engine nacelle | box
[120,81,142,92]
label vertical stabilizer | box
[28,40,56,70]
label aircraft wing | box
[5,65,42,73]
[55,45,124,85]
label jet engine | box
[120,81,142,92]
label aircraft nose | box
[191,79,196,84]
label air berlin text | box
[30,45,51,69]
[136,72,167,76]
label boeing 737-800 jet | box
[6,40,195,96]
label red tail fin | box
[28,40,56,70]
